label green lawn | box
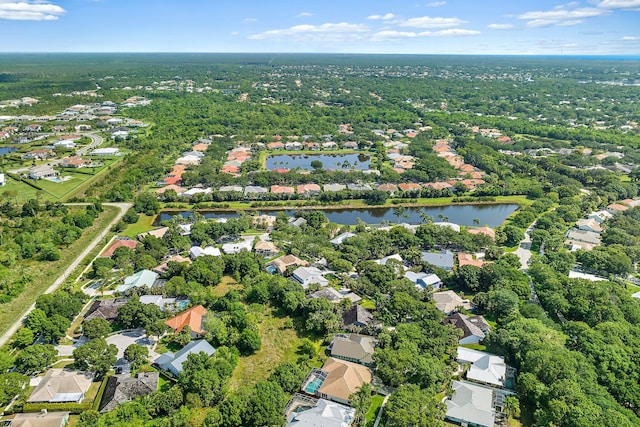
[122,214,157,238]
[0,174,43,202]
[0,205,121,340]
[365,394,385,426]
[229,306,322,391]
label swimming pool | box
[305,378,324,394]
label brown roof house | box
[99,372,159,413]
[268,254,308,275]
[444,313,490,345]
[342,305,374,330]
[433,290,472,315]
[165,305,207,336]
[5,411,70,427]
[254,241,279,258]
[330,334,376,366]
[303,358,372,405]
[84,299,127,322]
[27,369,93,403]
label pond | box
[265,153,371,171]
[0,147,17,155]
[159,204,518,228]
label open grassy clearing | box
[121,213,156,238]
[365,394,385,427]
[229,306,322,391]
[0,205,120,339]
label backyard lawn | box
[122,214,157,238]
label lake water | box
[159,204,518,227]
[0,147,17,155]
[266,153,371,171]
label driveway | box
[106,328,160,362]
[514,226,534,270]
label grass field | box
[122,213,156,238]
[0,159,121,202]
[229,306,322,391]
[0,205,120,340]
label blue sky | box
[1,0,639,54]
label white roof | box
[433,222,461,232]
[457,347,506,387]
[221,239,253,254]
[376,254,404,266]
[568,270,607,282]
[189,245,221,258]
[446,380,495,427]
[155,340,215,375]
[330,232,355,245]
[287,398,355,427]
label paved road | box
[514,225,534,270]
[76,132,103,156]
[0,202,131,348]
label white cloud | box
[427,1,446,6]
[488,23,514,30]
[518,7,606,27]
[599,0,640,9]
[297,12,313,17]
[621,35,640,40]
[398,15,466,28]
[0,1,65,21]
[371,28,480,41]
[367,13,395,20]
[243,18,257,23]
[248,22,368,41]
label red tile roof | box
[102,239,138,257]
[164,305,207,335]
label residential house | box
[432,290,472,315]
[99,372,159,413]
[404,271,442,290]
[267,142,284,150]
[244,186,268,196]
[288,216,307,228]
[565,228,601,246]
[445,380,496,427]
[84,299,127,322]
[342,305,374,329]
[164,305,208,336]
[607,203,629,215]
[588,210,613,224]
[139,295,189,312]
[342,141,358,149]
[433,222,461,232]
[376,183,398,192]
[219,185,244,193]
[137,227,169,240]
[309,357,372,405]
[421,250,455,271]
[115,269,159,293]
[286,399,355,427]
[254,241,279,258]
[271,185,295,194]
[28,164,58,180]
[444,313,490,345]
[155,340,215,376]
[458,253,484,268]
[90,148,120,156]
[5,412,70,427]
[375,254,404,267]
[285,142,302,150]
[330,334,376,366]
[27,369,93,403]
[330,232,356,245]
[268,254,308,274]
[297,183,321,196]
[457,347,507,388]
[252,214,277,231]
[189,246,221,259]
[221,239,253,255]
[575,218,603,233]
[293,266,329,289]
[101,237,138,257]
[23,148,53,160]
[467,226,496,240]
[323,183,346,192]
[310,287,361,304]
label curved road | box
[0,202,131,348]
